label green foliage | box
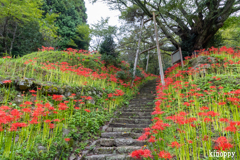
[116,70,131,80]
[119,5,144,23]
[90,17,118,50]
[0,0,43,21]
[11,21,45,57]
[39,13,60,47]
[0,0,43,56]
[42,0,88,50]
[74,24,91,49]
[208,16,240,48]
[99,35,119,66]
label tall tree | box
[92,0,240,56]
[90,17,118,51]
[0,0,43,55]
[42,0,88,49]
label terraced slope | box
[82,79,157,160]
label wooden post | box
[179,46,184,67]
[131,18,144,87]
[146,51,149,72]
[153,12,165,86]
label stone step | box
[84,154,136,160]
[99,138,146,147]
[92,146,142,155]
[118,115,152,119]
[125,106,154,109]
[105,127,144,133]
[127,103,154,107]
[118,112,152,117]
[130,99,154,102]
[121,108,154,112]
[109,123,150,128]
[101,132,142,139]
[112,118,151,124]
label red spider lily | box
[49,124,55,129]
[85,96,92,100]
[53,119,60,122]
[219,118,229,122]
[24,101,32,105]
[44,120,51,123]
[152,110,165,115]
[130,149,153,159]
[200,106,209,110]
[22,108,31,113]
[52,95,63,101]
[58,103,69,111]
[3,80,11,83]
[151,120,170,130]
[207,111,220,117]
[148,136,156,143]
[11,109,22,120]
[29,90,36,93]
[210,86,216,89]
[213,137,233,151]
[0,105,10,110]
[144,127,151,132]
[188,140,193,144]
[203,118,211,123]
[225,125,237,133]
[137,133,148,141]
[158,150,172,159]
[218,102,226,105]
[64,138,70,142]
[183,102,190,106]
[168,141,182,149]
[84,109,91,113]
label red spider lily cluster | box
[131,46,240,159]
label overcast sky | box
[85,0,121,27]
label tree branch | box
[179,5,194,27]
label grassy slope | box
[0,50,156,159]
[132,47,240,159]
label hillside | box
[131,46,240,159]
[0,47,156,160]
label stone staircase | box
[82,79,157,160]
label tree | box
[74,24,91,50]
[0,0,43,55]
[91,0,240,56]
[42,0,88,49]
[90,17,118,51]
[99,35,119,66]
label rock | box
[38,146,46,151]
[64,91,71,97]
[189,56,216,70]
[13,95,24,105]
[93,91,96,95]
[16,77,35,91]
[59,88,65,94]
[63,128,70,137]
[100,139,114,147]
[89,98,95,105]
[15,136,19,143]
[69,153,76,160]
[88,91,92,95]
